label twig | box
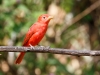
[0,46,100,56]
[61,0,100,34]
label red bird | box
[15,14,53,64]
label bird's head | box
[37,14,53,24]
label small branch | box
[61,0,100,34]
[0,46,100,56]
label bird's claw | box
[39,46,44,50]
[29,44,34,49]
[39,46,50,50]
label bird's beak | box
[48,16,53,20]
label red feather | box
[15,14,53,64]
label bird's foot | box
[29,44,34,49]
[39,46,50,50]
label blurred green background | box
[0,0,100,75]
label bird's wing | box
[22,24,36,46]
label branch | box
[0,46,100,56]
[61,0,100,34]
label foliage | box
[0,0,100,75]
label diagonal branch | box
[0,46,100,56]
[61,0,100,34]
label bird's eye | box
[43,16,46,19]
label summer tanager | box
[15,14,53,64]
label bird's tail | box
[15,52,25,64]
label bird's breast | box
[28,26,47,46]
